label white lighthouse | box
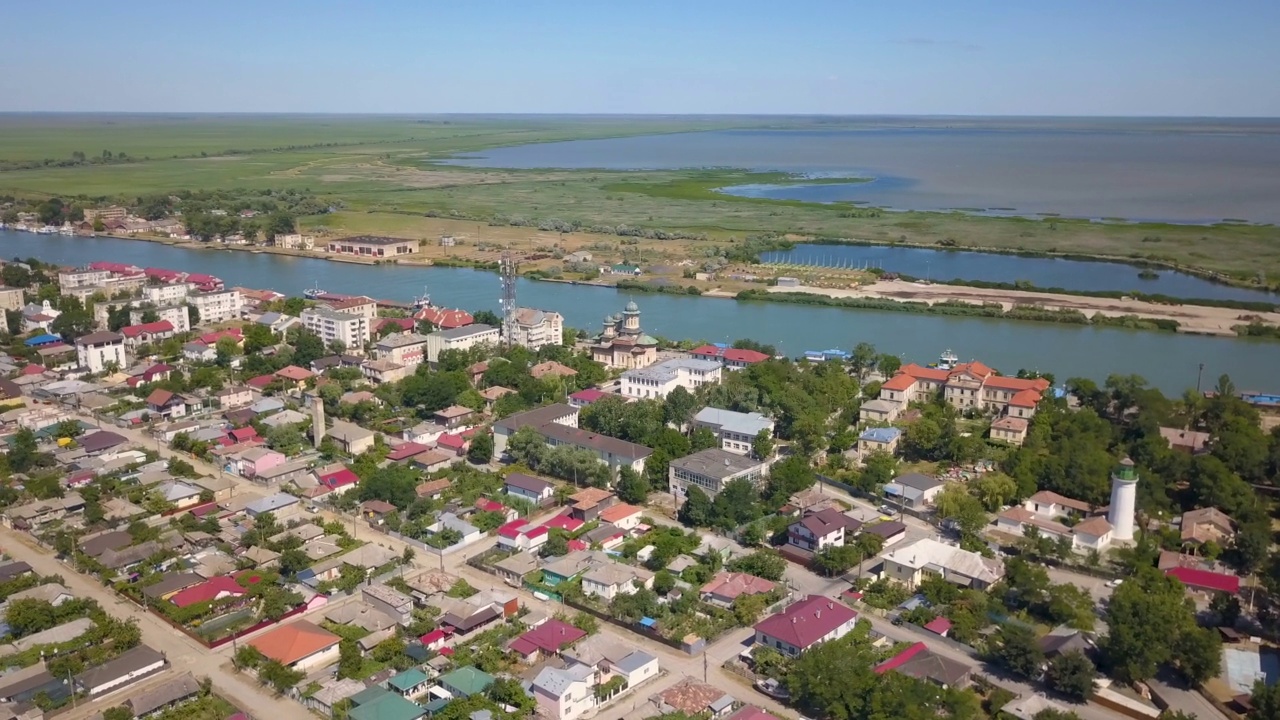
[1107,457,1139,542]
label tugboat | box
[303,281,325,299]
[412,285,432,310]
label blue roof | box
[859,427,902,443]
[24,334,61,347]
[639,617,657,627]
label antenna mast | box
[500,248,518,348]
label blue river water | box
[1,230,1275,396]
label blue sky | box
[2,0,1277,116]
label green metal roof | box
[437,666,494,697]
[388,668,430,692]
[349,691,425,720]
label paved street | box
[0,527,312,720]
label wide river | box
[445,120,1280,225]
[2,231,1275,395]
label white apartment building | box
[692,407,775,455]
[301,307,371,350]
[58,269,112,289]
[0,288,23,312]
[188,289,243,324]
[273,233,315,250]
[668,448,769,500]
[621,358,721,400]
[75,331,128,373]
[509,308,564,351]
[425,324,499,364]
[320,296,378,321]
[94,303,190,333]
[143,282,195,307]
[375,332,429,369]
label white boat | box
[303,282,325,299]
[412,285,432,309]
[935,349,959,370]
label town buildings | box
[0,287,23,312]
[188,288,243,324]
[689,344,771,370]
[326,235,418,257]
[302,307,371,351]
[376,332,430,369]
[692,407,774,455]
[880,538,1005,590]
[876,361,1049,444]
[494,404,652,478]
[668,448,769,501]
[621,358,721,400]
[509,307,564,350]
[247,619,341,672]
[425,325,499,364]
[590,302,657,369]
[75,331,127,373]
[787,508,863,553]
[753,595,859,657]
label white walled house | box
[753,596,858,657]
[302,307,371,351]
[621,358,721,400]
[75,331,127,373]
[692,407,774,455]
[188,289,243,324]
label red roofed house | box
[199,329,242,346]
[689,344,771,370]
[420,628,448,651]
[1166,566,1240,596]
[598,503,643,531]
[507,618,586,662]
[120,320,175,349]
[475,498,518,522]
[246,374,275,390]
[415,307,473,330]
[146,388,193,419]
[544,512,584,533]
[753,595,858,657]
[169,575,247,608]
[923,616,952,636]
[135,363,174,384]
[496,520,549,553]
[313,465,360,497]
[568,388,610,408]
[386,442,430,463]
[874,641,972,687]
[436,432,468,456]
[275,365,315,388]
[700,572,778,607]
[228,426,258,444]
[877,360,1049,428]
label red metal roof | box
[874,641,928,674]
[753,595,857,650]
[169,576,246,608]
[415,307,473,329]
[121,320,174,338]
[508,619,586,656]
[387,442,430,461]
[318,467,360,489]
[437,433,465,449]
[923,616,952,635]
[1166,566,1240,594]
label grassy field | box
[1,114,1277,284]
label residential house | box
[508,618,587,663]
[247,619,341,671]
[531,360,578,381]
[75,331,127,373]
[1160,426,1212,454]
[656,678,736,718]
[880,538,1005,590]
[883,473,944,509]
[1166,566,1240,596]
[530,663,596,720]
[692,407,774,455]
[787,508,863,552]
[567,488,616,522]
[1181,507,1234,547]
[375,332,430,369]
[753,595,859,657]
[156,480,203,509]
[183,342,216,363]
[145,389,193,419]
[436,666,495,698]
[235,446,286,480]
[878,361,1049,421]
[857,427,902,459]
[540,551,608,588]
[120,320,176,350]
[245,493,300,518]
[495,403,651,477]
[9,583,73,607]
[327,420,375,455]
[621,358,721,400]
[73,645,167,696]
[668,448,769,501]
[598,503,643,531]
[496,520,549,553]
[874,642,972,688]
[581,560,654,600]
[504,473,555,506]
[415,306,473,330]
[386,668,431,699]
[700,572,777,607]
[362,585,413,626]
[991,416,1031,446]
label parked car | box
[1106,578,1124,588]
[878,504,896,517]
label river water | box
[762,245,1275,303]
[2,231,1274,395]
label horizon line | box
[0,111,1279,121]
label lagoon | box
[445,120,1280,225]
[1,230,1275,396]
[762,244,1276,303]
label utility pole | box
[1196,362,1205,394]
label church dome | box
[624,300,639,313]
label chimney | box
[311,394,325,448]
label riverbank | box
[766,280,1280,336]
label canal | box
[2,231,1274,396]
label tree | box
[989,623,1044,678]
[337,639,363,679]
[103,707,134,720]
[677,487,713,527]
[488,677,535,714]
[932,484,988,537]
[752,429,775,460]
[234,645,263,670]
[8,427,40,473]
[466,432,493,464]
[570,612,599,635]
[616,466,650,504]
[257,659,304,694]
[653,570,676,595]
[970,473,1018,511]
[877,354,902,377]
[812,545,862,577]
[1046,651,1096,700]
[786,630,879,720]
[1249,679,1280,720]
[1102,567,1199,683]
[289,328,326,368]
[726,549,787,581]
[540,532,569,558]
[663,386,698,428]
[6,599,58,638]
[1173,625,1222,685]
[849,342,877,378]
[732,592,770,625]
